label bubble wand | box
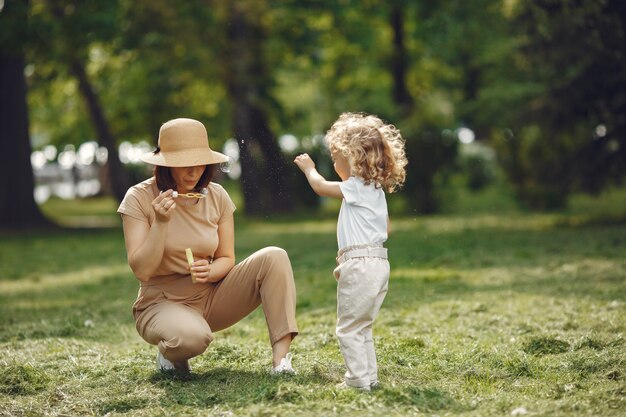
[172,191,206,199]
[159,158,232,199]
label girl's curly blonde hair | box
[326,112,408,193]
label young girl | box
[294,112,407,390]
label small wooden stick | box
[186,248,196,283]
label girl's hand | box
[294,153,315,173]
[190,258,212,283]
[152,189,177,223]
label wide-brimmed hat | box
[140,118,229,167]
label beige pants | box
[133,246,298,363]
[333,244,389,388]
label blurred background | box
[1,0,625,228]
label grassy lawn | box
[1,187,625,416]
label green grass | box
[1,187,625,416]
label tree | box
[389,1,460,212]
[215,0,293,215]
[0,0,51,228]
[494,0,626,208]
[42,0,131,202]
[390,1,414,117]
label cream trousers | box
[333,244,389,388]
[133,246,298,363]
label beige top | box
[117,177,236,277]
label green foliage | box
[462,155,494,191]
[457,142,497,192]
[489,0,626,209]
[0,0,30,53]
[492,126,575,210]
[7,0,626,213]
[400,121,458,213]
[24,0,231,147]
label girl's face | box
[331,150,351,181]
[170,166,206,192]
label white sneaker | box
[336,381,371,392]
[271,352,296,375]
[156,351,190,372]
[157,350,175,371]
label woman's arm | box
[191,211,236,283]
[121,189,177,281]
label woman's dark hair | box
[154,165,214,192]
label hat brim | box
[140,148,229,167]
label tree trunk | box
[232,104,263,216]
[47,0,130,203]
[222,1,292,215]
[390,4,413,115]
[0,2,52,229]
[68,58,130,202]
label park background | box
[0,1,625,416]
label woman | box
[118,118,298,373]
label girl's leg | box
[363,324,377,384]
[336,258,389,388]
[364,260,389,385]
[336,260,374,388]
[204,246,298,366]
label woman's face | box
[331,150,351,181]
[170,166,206,192]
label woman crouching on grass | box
[117,118,298,374]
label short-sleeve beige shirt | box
[117,177,236,277]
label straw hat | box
[140,118,229,167]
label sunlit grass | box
[1,186,625,416]
[40,196,121,227]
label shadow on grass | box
[97,396,150,415]
[147,367,333,409]
[144,367,464,413]
[380,385,461,412]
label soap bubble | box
[219,157,233,173]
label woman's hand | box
[152,189,177,222]
[190,258,212,283]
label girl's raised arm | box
[294,154,344,199]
